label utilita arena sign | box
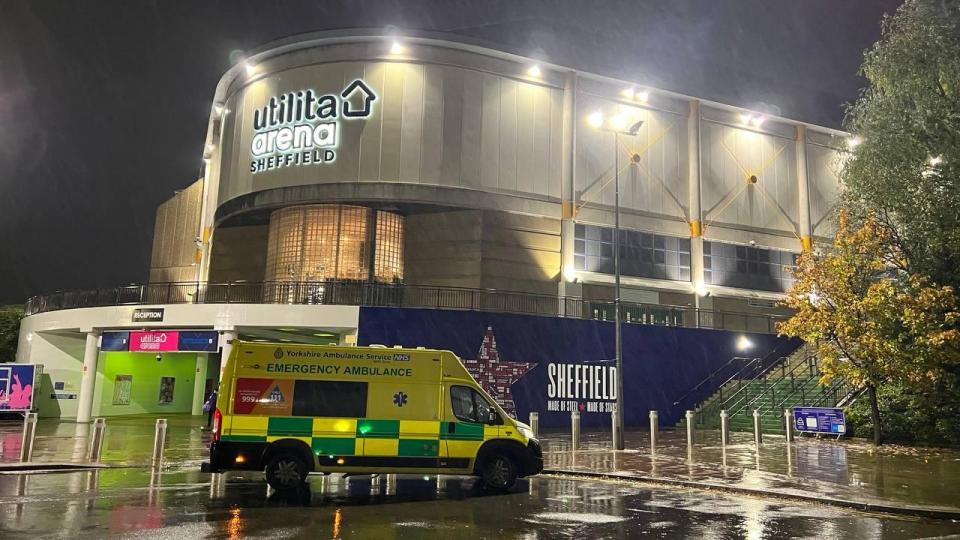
[249,79,377,174]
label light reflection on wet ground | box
[540,429,960,512]
[1,467,959,539]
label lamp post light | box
[588,111,643,451]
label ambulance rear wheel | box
[265,453,308,490]
[481,453,517,491]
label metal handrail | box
[23,280,789,332]
[729,345,819,417]
[671,355,757,407]
[690,348,804,426]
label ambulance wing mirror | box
[486,409,499,425]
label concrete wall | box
[217,59,564,209]
[405,210,560,293]
[208,225,269,282]
[149,179,202,283]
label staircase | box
[686,343,854,435]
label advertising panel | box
[158,377,176,405]
[177,331,220,352]
[112,375,132,405]
[0,364,37,412]
[101,332,131,351]
[129,331,181,352]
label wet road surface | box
[2,468,959,539]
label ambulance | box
[201,341,543,490]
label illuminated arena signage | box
[249,79,377,174]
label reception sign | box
[0,364,37,412]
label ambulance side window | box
[451,385,497,424]
[451,386,476,422]
[292,380,368,418]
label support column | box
[191,353,209,416]
[76,330,101,423]
[559,71,578,298]
[218,330,237,381]
[796,125,812,252]
[688,101,706,301]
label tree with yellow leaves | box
[778,211,960,445]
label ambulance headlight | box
[518,424,536,442]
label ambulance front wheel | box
[265,453,309,490]
[481,453,518,491]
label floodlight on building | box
[563,265,578,283]
[587,111,604,129]
[389,41,405,55]
[527,64,542,77]
[694,281,709,297]
[736,335,753,351]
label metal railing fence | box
[25,280,788,332]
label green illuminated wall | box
[92,352,198,416]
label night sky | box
[0,0,902,304]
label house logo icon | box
[341,79,376,118]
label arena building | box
[16,30,847,427]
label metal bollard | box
[685,410,695,447]
[752,410,763,446]
[720,410,729,447]
[570,410,580,451]
[611,408,620,449]
[19,413,38,463]
[87,418,106,462]
[529,412,539,438]
[784,409,794,443]
[649,410,658,451]
[151,419,168,472]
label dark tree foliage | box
[840,0,960,446]
[843,0,960,289]
[0,306,22,362]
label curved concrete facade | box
[167,30,850,304]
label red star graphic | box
[462,326,536,417]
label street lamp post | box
[589,111,642,451]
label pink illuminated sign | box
[129,331,180,352]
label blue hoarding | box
[793,407,846,434]
[358,306,801,428]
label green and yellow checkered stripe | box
[222,416,485,458]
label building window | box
[265,204,404,284]
[374,210,404,282]
[574,224,691,282]
[703,241,797,293]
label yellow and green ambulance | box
[202,341,542,490]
